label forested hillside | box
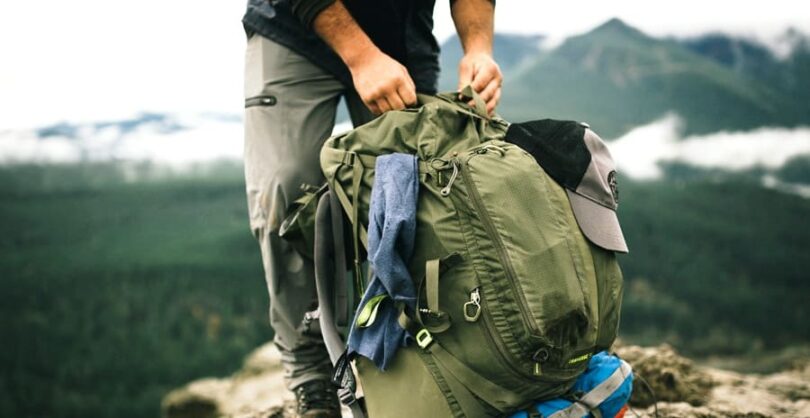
[2,163,808,417]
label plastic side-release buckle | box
[332,350,358,407]
[416,329,434,349]
[338,387,357,406]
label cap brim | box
[565,190,629,253]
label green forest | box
[1,162,808,418]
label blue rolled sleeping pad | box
[509,351,633,418]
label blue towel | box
[347,153,419,370]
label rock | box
[238,343,284,378]
[616,346,810,418]
[163,343,810,418]
[162,343,293,418]
[615,344,714,407]
[161,378,225,418]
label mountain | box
[439,19,810,138]
[34,113,189,140]
[438,32,546,91]
[681,29,810,108]
[680,34,787,85]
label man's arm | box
[310,1,416,115]
[451,0,502,114]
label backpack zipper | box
[244,95,277,108]
[458,149,540,337]
[439,145,504,197]
[476,285,540,380]
[478,284,582,382]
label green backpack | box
[306,88,625,417]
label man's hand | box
[458,51,502,115]
[452,0,501,115]
[348,48,417,115]
[311,0,417,115]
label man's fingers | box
[386,92,407,111]
[397,83,417,107]
[375,98,392,114]
[486,87,502,115]
[478,77,500,104]
[470,64,497,92]
[366,100,382,116]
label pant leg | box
[244,34,346,389]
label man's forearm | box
[451,0,495,55]
[451,0,501,113]
[311,1,379,69]
[309,0,417,114]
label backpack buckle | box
[415,328,434,349]
[337,387,357,406]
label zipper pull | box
[472,144,506,157]
[463,287,482,322]
[440,159,459,197]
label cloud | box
[610,114,810,179]
[0,114,243,167]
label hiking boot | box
[294,379,341,418]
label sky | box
[1,0,809,130]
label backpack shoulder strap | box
[314,191,367,418]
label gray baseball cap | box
[504,120,628,253]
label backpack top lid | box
[504,120,628,253]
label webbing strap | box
[355,153,377,168]
[396,305,419,335]
[331,149,430,176]
[459,85,489,120]
[348,402,365,418]
[428,342,523,413]
[330,169,369,249]
[397,306,516,413]
[418,254,462,334]
[432,356,493,418]
[350,161,365,295]
[425,259,440,312]
[547,360,633,418]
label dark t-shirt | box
[242,0,440,94]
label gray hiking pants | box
[243,34,374,389]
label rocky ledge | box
[162,344,810,418]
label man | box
[242,0,502,416]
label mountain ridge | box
[440,18,810,138]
